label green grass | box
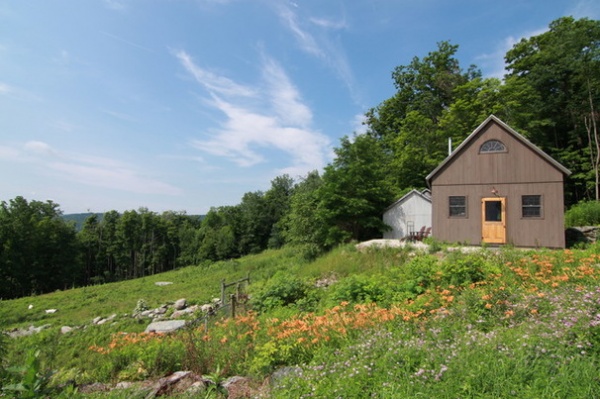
[3,243,600,398]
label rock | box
[145,320,186,333]
[45,309,58,314]
[174,298,187,310]
[221,376,260,399]
[171,305,199,319]
[60,326,73,334]
[92,316,102,324]
[115,381,134,389]
[155,281,173,286]
[28,304,33,309]
[145,371,205,398]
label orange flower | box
[485,303,493,309]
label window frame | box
[449,195,468,218]
[521,195,543,218]
[479,139,507,154]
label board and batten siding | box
[427,116,570,248]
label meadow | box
[2,241,600,398]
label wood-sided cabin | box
[383,189,432,239]
[425,115,571,248]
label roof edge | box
[425,115,572,185]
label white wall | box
[383,195,432,239]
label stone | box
[155,281,173,286]
[45,309,58,314]
[145,320,186,333]
[174,298,187,310]
[92,316,102,324]
[60,326,73,334]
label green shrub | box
[565,200,600,227]
[250,272,316,313]
[329,274,391,305]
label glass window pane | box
[485,200,502,222]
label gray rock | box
[92,316,102,324]
[174,298,187,310]
[155,281,173,286]
[60,326,73,334]
[145,320,186,333]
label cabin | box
[425,115,571,248]
[383,189,431,239]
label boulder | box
[145,320,186,333]
[174,298,187,310]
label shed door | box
[481,197,506,244]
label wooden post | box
[230,294,236,318]
[221,279,226,306]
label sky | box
[0,0,598,215]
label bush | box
[565,200,600,227]
[250,272,317,313]
[329,274,391,305]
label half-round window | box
[480,139,506,153]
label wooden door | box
[481,197,506,244]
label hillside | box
[2,242,600,398]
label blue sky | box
[0,0,598,214]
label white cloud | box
[17,141,182,195]
[103,0,126,11]
[569,0,600,19]
[175,50,256,98]
[262,56,312,127]
[276,5,325,57]
[476,27,548,79]
[0,145,21,161]
[352,112,368,135]
[179,51,330,175]
[309,17,347,30]
[0,81,12,94]
[273,4,360,105]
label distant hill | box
[62,212,205,231]
[62,213,104,231]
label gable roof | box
[384,188,432,212]
[425,115,571,185]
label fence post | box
[230,294,236,318]
[221,279,226,306]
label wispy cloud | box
[309,16,347,30]
[569,0,600,19]
[177,50,330,174]
[273,3,360,105]
[103,0,126,11]
[276,4,325,57]
[175,50,256,98]
[16,141,182,195]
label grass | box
[3,242,600,398]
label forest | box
[1,16,599,300]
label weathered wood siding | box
[430,120,567,248]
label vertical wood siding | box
[430,122,567,248]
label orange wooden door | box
[481,197,506,244]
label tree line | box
[1,16,598,299]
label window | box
[522,195,542,218]
[480,139,506,153]
[449,196,467,217]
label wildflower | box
[220,336,228,344]
[530,309,538,315]
[485,303,493,309]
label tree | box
[317,134,395,246]
[505,17,600,203]
[0,197,80,298]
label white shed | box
[383,189,432,239]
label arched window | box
[480,139,506,153]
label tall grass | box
[3,242,600,397]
